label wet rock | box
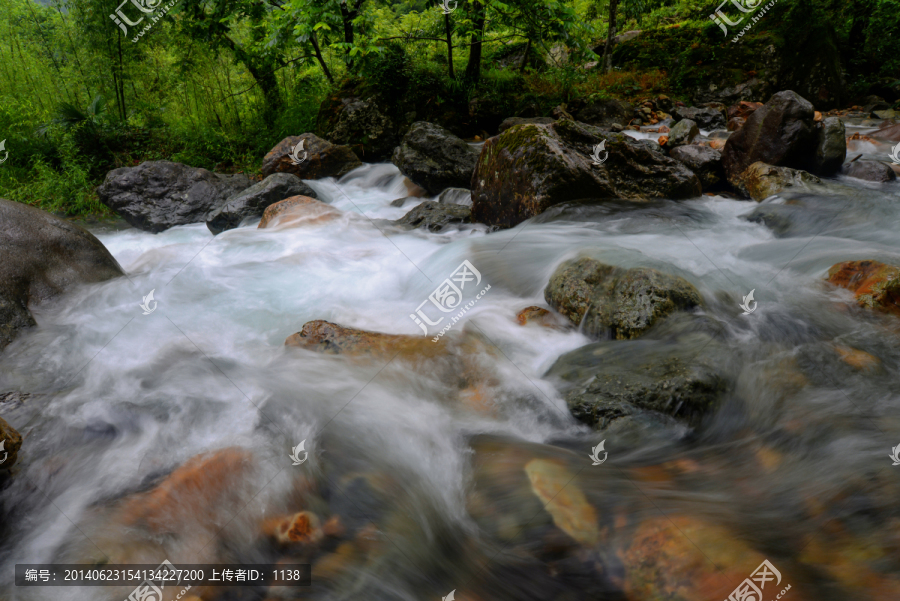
[524,459,599,546]
[437,188,472,206]
[0,199,124,350]
[257,196,341,229]
[742,195,848,237]
[546,319,729,428]
[499,117,555,133]
[727,100,763,122]
[733,162,822,201]
[471,120,701,229]
[813,117,846,175]
[721,90,819,186]
[727,117,746,131]
[832,345,881,372]
[574,99,634,129]
[844,160,897,182]
[391,201,472,232]
[665,119,700,148]
[668,144,724,189]
[391,122,480,195]
[261,133,362,180]
[286,320,446,357]
[515,306,569,330]
[326,98,398,161]
[0,416,22,469]
[390,196,418,208]
[673,106,725,130]
[872,123,900,142]
[206,173,317,234]
[263,511,323,546]
[97,161,251,233]
[544,257,703,340]
[826,260,900,316]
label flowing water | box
[2,131,900,600]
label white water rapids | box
[2,137,900,599]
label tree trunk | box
[444,12,454,79]
[519,38,531,73]
[339,0,363,69]
[310,32,334,84]
[602,0,618,73]
[464,0,485,84]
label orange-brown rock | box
[658,135,669,146]
[118,447,254,535]
[260,134,361,180]
[727,100,763,121]
[833,345,880,371]
[826,260,900,316]
[402,177,428,198]
[800,526,900,600]
[524,459,599,546]
[515,306,570,330]
[257,196,341,229]
[814,111,823,121]
[617,516,807,601]
[0,416,23,469]
[707,138,725,150]
[263,511,323,545]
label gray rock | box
[813,117,846,175]
[543,256,703,340]
[845,160,897,182]
[734,162,822,201]
[669,144,724,189]
[674,106,726,130]
[499,117,555,133]
[666,119,700,148]
[390,196,419,208]
[391,122,480,196]
[574,99,634,129]
[722,90,818,185]
[0,199,124,350]
[261,133,361,180]
[206,173,317,234]
[97,161,252,233]
[545,314,730,428]
[391,200,472,232]
[471,120,701,229]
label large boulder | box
[813,117,846,174]
[543,256,703,340]
[97,161,251,233]
[390,122,480,195]
[0,415,22,469]
[733,162,822,201]
[391,201,472,232]
[665,119,700,149]
[325,98,398,161]
[574,99,634,129]
[261,134,361,180]
[673,106,726,130]
[845,161,897,183]
[0,199,124,349]
[498,117,555,133]
[668,145,725,189]
[257,196,341,229]
[721,91,819,186]
[206,173,317,235]
[826,260,899,316]
[471,120,701,229]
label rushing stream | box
[2,125,900,601]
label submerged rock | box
[734,162,822,201]
[391,122,480,195]
[206,173,317,234]
[524,459,599,546]
[391,201,472,232]
[826,260,900,316]
[742,195,850,237]
[471,120,701,228]
[261,134,361,180]
[97,161,252,233]
[0,199,124,350]
[721,90,819,185]
[544,257,703,340]
[257,196,341,229]
[0,416,22,468]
